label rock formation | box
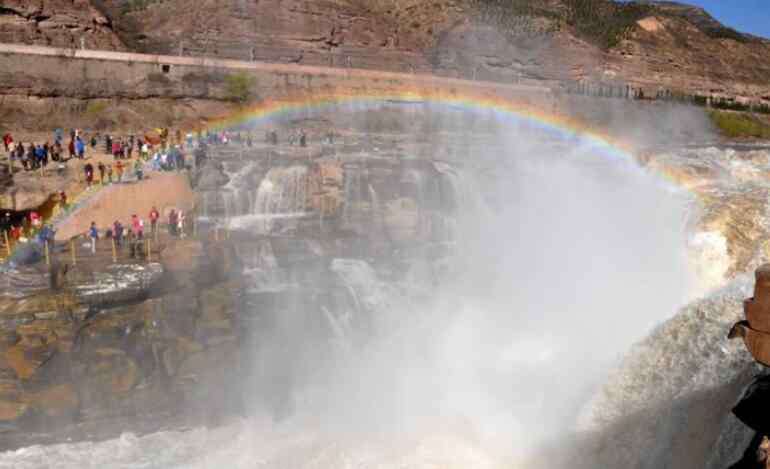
[4,0,770,103]
[0,238,242,450]
[0,1,125,50]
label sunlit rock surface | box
[645,144,770,296]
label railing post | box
[146,239,151,262]
[4,231,10,257]
[111,238,117,263]
[70,239,77,266]
[44,242,50,267]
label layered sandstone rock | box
[0,0,125,50]
[0,234,242,450]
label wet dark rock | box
[734,375,770,435]
[196,162,230,190]
[69,263,164,307]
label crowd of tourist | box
[1,125,338,261]
[86,206,188,257]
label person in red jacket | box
[2,133,12,152]
[149,206,160,236]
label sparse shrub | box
[563,0,651,49]
[709,110,770,139]
[119,0,166,14]
[224,72,256,104]
[85,101,108,116]
[469,0,650,49]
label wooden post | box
[44,242,50,267]
[3,231,10,257]
[146,239,151,262]
[111,238,117,263]
[70,239,77,266]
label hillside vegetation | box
[709,111,770,139]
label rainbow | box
[199,89,637,164]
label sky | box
[662,1,770,39]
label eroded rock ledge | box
[0,238,243,450]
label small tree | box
[224,72,256,104]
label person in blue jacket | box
[75,137,86,159]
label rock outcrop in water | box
[0,235,242,450]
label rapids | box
[2,104,762,468]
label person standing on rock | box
[2,133,12,153]
[115,160,124,183]
[34,144,44,170]
[27,144,36,170]
[0,212,11,238]
[107,164,113,184]
[84,162,94,188]
[19,144,29,171]
[131,214,144,240]
[149,207,160,236]
[68,139,75,160]
[177,210,186,238]
[168,209,178,237]
[76,136,85,159]
[52,141,62,162]
[134,159,144,181]
[97,162,106,185]
[113,220,124,247]
[88,222,98,254]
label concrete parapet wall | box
[0,42,551,104]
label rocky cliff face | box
[0,0,125,50]
[2,1,769,115]
[0,238,243,450]
[5,0,764,102]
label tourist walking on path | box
[113,220,124,247]
[88,222,98,254]
[68,139,75,160]
[98,162,106,185]
[149,207,160,236]
[168,209,178,237]
[177,210,186,238]
[131,214,144,240]
[107,164,113,183]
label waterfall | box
[247,165,309,234]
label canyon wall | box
[0,43,553,130]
